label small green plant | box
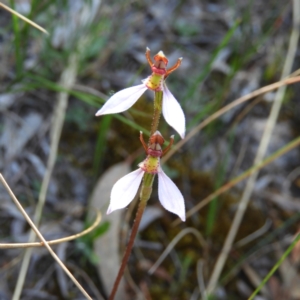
[76,221,110,265]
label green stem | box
[9,0,22,77]
[248,234,300,300]
[150,91,163,136]
[108,173,155,300]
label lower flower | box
[107,164,186,222]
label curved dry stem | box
[0,209,101,249]
[0,3,48,34]
[162,75,300,164]
[234,219,272,248]
[148,227,207,275]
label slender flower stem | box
[109,89,163,299]
[150,91,163,136]
[109,173,155,300]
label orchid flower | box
[96,48,185,139]
[107,131,185,221]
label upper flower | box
[95,48,185,139]
[107,131,186,221]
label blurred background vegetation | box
[1,0,300,299]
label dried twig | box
[0,174,92,300]
[0,209,101,249]
[0,2,48,34]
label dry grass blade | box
[0,2,48,34]
[172,135,300,226]
[0,174,92,300]
[162,75,300,164]
[0,209,101,249]
[67,262,105,300]
[235,219,272,248]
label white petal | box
[107,169,144,214]
[96,84,147,116]
[162,84,186,139]
[158,169,185,221]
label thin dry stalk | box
[10,1,102,297]
[234,219,272,248]
[0,2,48,34]
[67,262,105,300]
[197,260,208,300]
[206,0,300,294]
[13,53,79,300]
[0,174,92,300]
[162,75,300,164]
[0,209,101,249]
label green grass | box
[9,0,23,76]
[249,233,300,299]
[183,19,241,104]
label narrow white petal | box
[158,169,185,221]
[107,169,144,214]
[162,84,186,139]
[96,84,147,116]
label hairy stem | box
[150,91,163,136]
[109,173,155,300]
